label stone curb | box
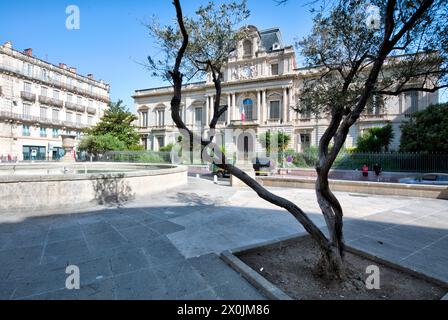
[221,251,292,301]
[222,233,448,301]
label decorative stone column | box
[205,96,209,127]
[210,95,214,124]
[262,89,267,122]
[257,90,262,124]
[283,87,288,123]
[59,134,77,163]
[232,93,237,120]
[227,94,232,124]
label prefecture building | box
[0,41,110,161]
[133,26,439,155]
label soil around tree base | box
[238,236,446,300]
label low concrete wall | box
[258,176,448,200]
[0,163,188,211]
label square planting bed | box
[221,234,448,300]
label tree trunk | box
[315,160,346,279]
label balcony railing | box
[38,95,64,108]
[20,91,36,102]
[230,119,259,126]
[0,63,110,103]
[65,101,86,113]
[86,107,97,115]
[0,110,89,129]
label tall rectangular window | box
[41,86,48,97]
[42,69,48,81]
[195,108,203,127]
[24,63,33,77]
[67,94,73,103]
[53,90,60,100]
[88,116,93,125]
[243,99,254,121]
[76,113,82,124]
[157,110,165,127]
[405,91,419,116]
[53,73,61,84]
[24,82,32,93]
[40,127,47,137]
[52,109,59,121]
[22,125,30,136]
[40,107,47,120]
[142,112,148,128]
[66,112,73,122]
[366,95,383,115]
[22,103,31,117]
[52,128,59,138]
[271,64,279,76]
[269,101,280,120]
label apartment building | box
[133,26,439,155]
[0,41,110,161]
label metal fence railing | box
[89,150,448,173]
[95,151,173,164]
[287,150,448,173]
[332,152,448,173]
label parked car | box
[211,157,276,178]
[399,173,448,185]
[253,157,276,176]
[212,164,230,178]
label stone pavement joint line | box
[0,177,447,299]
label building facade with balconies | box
[0,41,110,161]
[133,26,439,156]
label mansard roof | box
[259,28,283,52]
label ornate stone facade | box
[133,26,439,155]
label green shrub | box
[356,124,394,152]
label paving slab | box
[1,177,447,300]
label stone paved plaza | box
[0,177,447,300]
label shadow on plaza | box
[91,174,135,207]
[0,199,447,299]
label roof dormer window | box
[243,40,252,57]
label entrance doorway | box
[23,146,46,161]
[299,133,311,152]
[237,132,254,161]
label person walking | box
[362,164,369,177]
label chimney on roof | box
[24,48,33,56]
[69,67,77,73]
[4,41,12,49]
[59,63,66,69]
[87,73,94,80]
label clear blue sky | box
[0,0,314,111]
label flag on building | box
[240,105,246,122]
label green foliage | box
[127,145,145,151]
[86,100,140,149]
[259,131,291,154]
[356,124,394,153]
[78,134,126,155]
[400,103,448,153]
[147,0,250,82]
[159,143,175,152]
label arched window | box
[243,98,254,121]
[243,40,252,56]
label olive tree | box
[148,0,447,279]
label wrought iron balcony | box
[38,95,64,108]
[0,110,89,130]
[86,107,96,115]
[0,63,111,104]
[21,91,36,102]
